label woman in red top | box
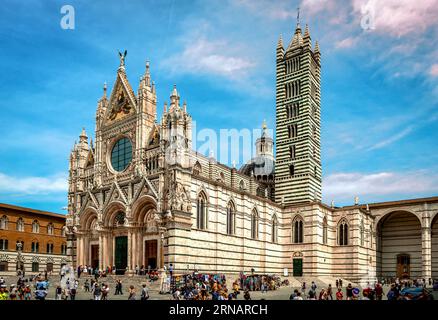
[336,288,343,300]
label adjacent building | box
[66,19,438,283]
[0,203,68,275]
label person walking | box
[84,279,90,292]
[336,287,343,300]
[327,284,333,300]
[55,285,62,300]
[128,285,136,300]
[141,284,149,300]
[93,284,102,300]
[70,287,77,300]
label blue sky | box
[0,0,437,213]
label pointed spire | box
[183,100,187,113]
[79,127,88,143]
[314,40,320,53]
[296,6,301,31]
[144,60,151,86]
[304,24,310,38]
[163,101,168,113]
[170,84,180,111]
[103,82,107,98]
[277,34,283,49]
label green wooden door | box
[293,258,303,276]
[115,236,128,274]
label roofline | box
[339,196,438,210]
[0,203,66,220]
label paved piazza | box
[1,274,436,300]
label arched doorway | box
[377,211,422,280]
[432,214,438,279]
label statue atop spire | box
[118,50,127,70]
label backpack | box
[141,288,149,300]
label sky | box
[0,0,437,213]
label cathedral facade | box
[66,21,438,283]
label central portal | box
[115,236,128,274]
[145,240,158,270]
[396,254,410,279]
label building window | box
[272,215,278,243]
[61,244,67,255]
[46,243,54,254]
[323,217,328,244]
[111,137,133,172]
[0,215,8,230]
[288,124,298,138]
[226,202,236,235]
[289,164,295,176]
[196,192,208,230]
[251,210,259,240]
[32,262,39,272]
[239,180,245,191]
[338,219,349,246]
[16,218,24,232]
[31,241,39,253]
[46,263,54,272]
[0,239,8,251]
[47,223,54,235]
[290,145,296,159]
[0,261,8,272]
[293,217,304,243]
[32,220,39,233]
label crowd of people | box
[239,273,282,292]
[288,279,434,300]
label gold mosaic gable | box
[105,72,137,124]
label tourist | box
[289,289,298,300]
[93,283,102,300]
[169,264,174,277]
[293,292,304,300]
[375,282,383,300]
[141,283,149,300]
[327,284,333,299]
[115,279,123,295]
[128,285,136,300]
[70,286,77,300]
[243,290,251,300]
[34,282,48,301]
[311,281,317,293]
[336,287,343,300]
[0,287,8,300]
[101,284,109,300]
[346,283,353,300]
[336,279,339,288]
[84,279,90,292]
[23,285,31,300]
[55,285,62,300]
[308,290,317,300]
[301,282,306,295]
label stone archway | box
[376,211,422,280]
[431,213,438,279]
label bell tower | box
[274,18,322,205]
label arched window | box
[226,202,236,235]
[272,215,278,243]
[31,241,39,253]
[32,220,39,233]
[46,242,54,254]
[0,239,8,251]
[239,180,245,191]
[322,216,328,244]
[293,216,304,243]
[47,223,54,235]
[251,209,259,239]
[16,218,24,232]
[338,219,349,246]
[193,161,202,175]
[0,215,8,230]
[196,192,208,230]
[360,219,364,246]
[61,243,67,255]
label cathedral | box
[65,20,438,283]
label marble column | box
[127,230,132,272]
[422,226,432,281]
[76,236,82,266]
[98,234,104,271]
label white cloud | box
[335,36,359,49]
[366,126,413,151]
[323,170,438,203]
[163,37,255,79]
[430,64,438,77]
[0,172,67,195]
